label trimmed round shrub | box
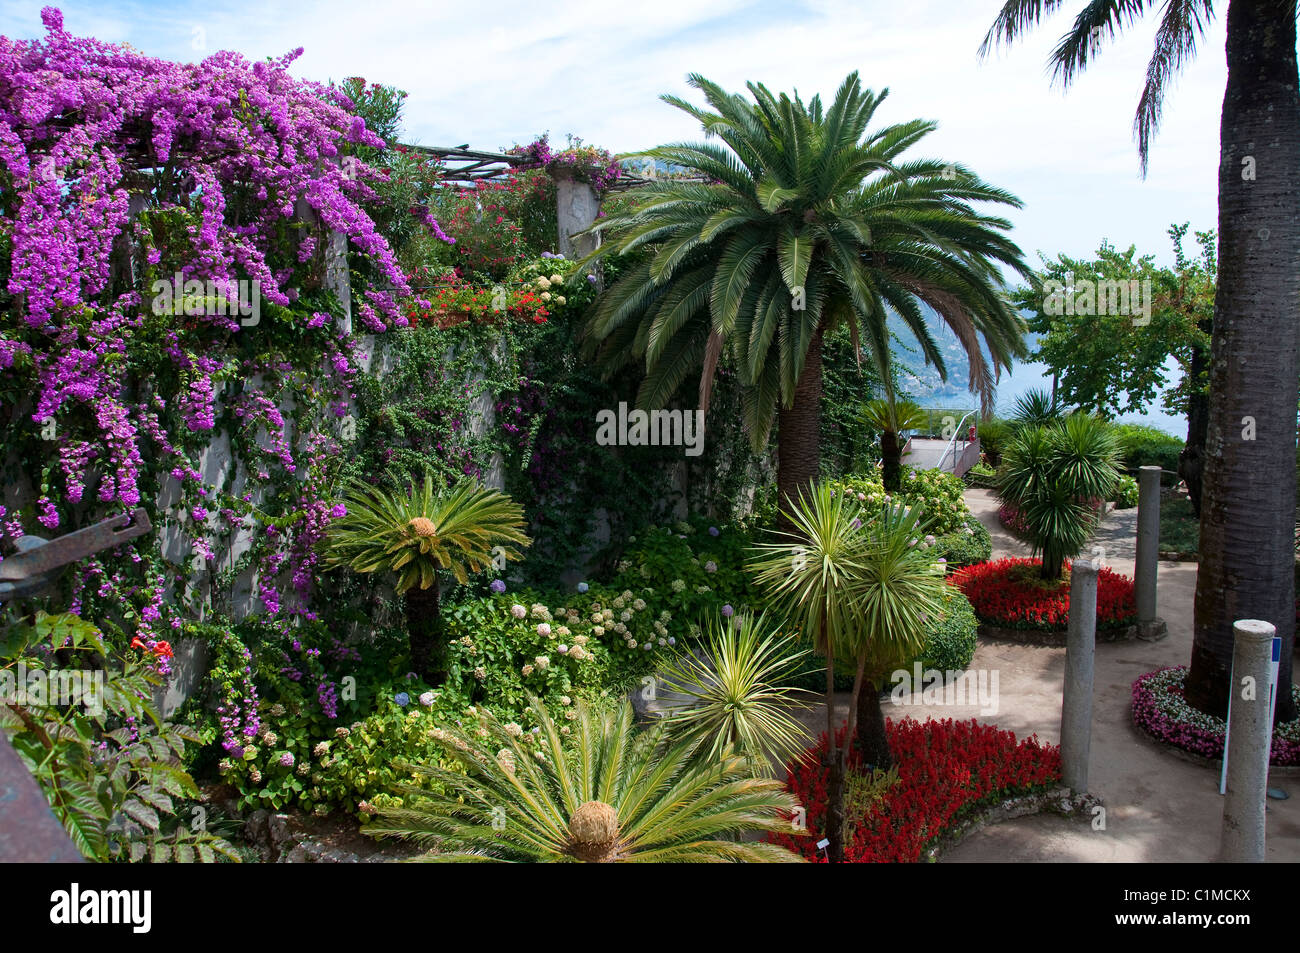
[909,586,978,672]
[1112,423,1183,484]
[1113,474,1139,509]
[1132,666,1300,766]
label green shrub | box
[964,460,998,488]
[932,517,992,568]
[1113,473,1140,509]
[829,467,970,536]
[975,417,1012,465]
[1112,423,1183,483]
[907,587,979,673]
[608,515,762,622]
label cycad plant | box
[579,72,1029,513]
[363,696,805,862]
[996,414,1122,579]
[325,475,529,682]
[749,482,947,861]
[860,394,929,490]
[654,610,813,777]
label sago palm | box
[997,414,1121,579]
[363,696,805,862]
[980,0,1299,721]
[860,394,929,491]
[325,475,529,682]
[654,610,813,777]
[580,72,1029,513]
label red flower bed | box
[948,557,1136,630]
[770,718,1060,862]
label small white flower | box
[419,691,436,707]
[537,623,552,637]
[511,604,527,619]
[704,560,717,573]
[558,644,569,654]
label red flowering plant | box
[769,718,1061,862]
[949,557,1136,630]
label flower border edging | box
[921,786,1103,861]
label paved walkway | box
[802,490,1300,862]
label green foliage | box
[1012,228,1215,420]
[1111,423,1183,480]
[655,611,813,775]
[362,696,806,862]
[997,414,1123,579]
[1113,474,1140,509]
[828,467,971,536]
[326,476,529,593]
[907,586,979,673]
[1010,388,1060,428]
[964,460,998,488]
[974,417,1012,465]
[607,515,762,622]
[0,612,237,862]
[931,517,993,568]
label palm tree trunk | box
[404,582,444,685]
[1186,0,1299,722]
[880,430,902,491]
[853,676,893,770]
[1179,323,1212,516]
[777,328,824,527]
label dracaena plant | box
[0,611,239,863]
[324,475,529,682]
[653,610,813,777]
[749,482,947,862]
[363,695,805,862]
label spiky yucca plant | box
[363,696,805,862]
[325,475,529,681]
[654,611,813,777]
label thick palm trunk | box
[853,677,892,770]
[880,430,902,491]
[1186,0,1299,722]
[777,329,824,526]
[404,582,444,685]
[1179,324,1212,516]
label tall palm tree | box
[980,1,1299,720]
[749,484,946,861]
[325,475,529,683]
[860,393,929,491]
[579,72,1030,515]
[363,696,805,862]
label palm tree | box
[1009,386,1060,429]
[979,0,1299,720]
[325,475,529,683]
[363,696,805,862]
[654,610,813,776]
[861,394,929,491]
[749,483,946,861]
[579,72,1030,516]
[996,414,1122,579]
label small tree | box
[860,396,929,491]
[996,414,1122,580]
[325,475,529,682]
[749,483,947,861]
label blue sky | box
[3,0,1227,272]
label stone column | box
[554,172,601,261]
[1061,558,1099,792]
[1219,619,1276,863]
[1135,465,1161,625]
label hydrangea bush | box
[829,468,970,536]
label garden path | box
[797,489,1300,862]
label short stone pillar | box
[1219,619,1276,863]
[1061,558,1099,793]
[554,172,601,261]
[1135,466,1162,638]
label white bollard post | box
[1219,619,1276,863]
